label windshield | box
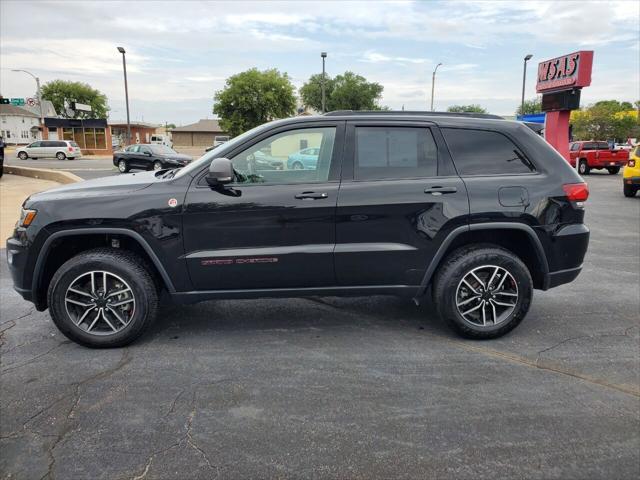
[150,145,177,155]
[174,122,274,178]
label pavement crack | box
[1,342,67,374]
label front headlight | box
[17,208,37,228]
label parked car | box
[623,146,640,197]
[288,147,320,170]
[7,111,590,347]
[569,141,629,174]
[112,144,192,173]
[16,140,82,160]
[150,134,173,148]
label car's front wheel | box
[433,245,533,339]
[18,152,28,160]
[56,152,66,160]
[291,162,304,170]
[623,183,638,197]
[152,160,163,171]
[47,248,158,348]
[117,159,129,173]
[607,166,620,175]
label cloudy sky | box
[1,0,638,125]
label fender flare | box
[31,227,177,297]
[415,222,549,297]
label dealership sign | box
[536,50,593,93]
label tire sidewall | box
[56,152,66,160]
[49,257,153,347]
[439,250,532,336]
[18,152,28,160]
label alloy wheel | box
[118,160,127,172]
[455,265,518,327]
[153,161,163,170]
[64,270,136,335]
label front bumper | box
[623,176,640,186]
[6,235,33,302]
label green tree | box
[300,71,384,112]
[41,80,109,119]
[213,68,296,137]
[571,100,638,142]
[447,104,487,114]
[516,98,542,116]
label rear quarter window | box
[442,128,535,176]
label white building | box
[0,104,40,144]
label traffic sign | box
[0,98,9,104]
[10,98,25,106]
[26,98,36,107]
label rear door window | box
[354,126,437,180]
[442,128,534,175]
[583,142,596,150]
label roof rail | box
[323,110,504,120]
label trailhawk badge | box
[168,198,178,208]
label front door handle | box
[424,186,457,195]
[295,191,328,200]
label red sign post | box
[536,51,594,161]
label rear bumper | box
[541,223,589,290]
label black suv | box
[6,112,590,347]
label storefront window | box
[63,128,74,140]
[84,128,96,149]
[73,128,85,149]
[95,128,106,149]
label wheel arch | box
[416,223,549,297]
[32,228,176,310]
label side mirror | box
[144,150,152,156]
[206,158,234,187]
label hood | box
[165,154,193,162]
[26,170,159,204]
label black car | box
[113,144,192,173]
[7,111,589,348]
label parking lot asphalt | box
[1,171,639,479]
[5,156,120,180]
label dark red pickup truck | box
[569,141,629,175]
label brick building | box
[109,121,160,148]
[171,119,228,147]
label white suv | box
[17,140,82,160]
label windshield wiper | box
[161,168,179,179]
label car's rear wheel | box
[607,166,620,175]
[433,245,533,339]
[623,183,637,197]
[47,248,158,348]
[56,152,66,160]
[153,160,163,171]
[578,159,590,175]
[118,159,129,173]
[291,162,304,170]
[18,152,28,160]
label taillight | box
[629,159,636,167]
[563,182,589,202]
[68,146,73,152]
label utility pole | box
[117,47,131,144]
[430,63,442,112]
[521,54,533,117]
[12,70,44,138]
[321,52,327,113]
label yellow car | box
[623,146,640,197]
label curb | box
[2,165,82,184]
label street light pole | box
[430,63,442,112]
[117,47,131,144]
[521,54,533,117]
[321,52,327,114]
[12,69,44,138]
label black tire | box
[152,160,163,171]
[47,248,158,348]
[623,183,637,197]
[578,159,590,175]
[433,245,533,339]
[117,158,129,173]
[56,152,66,161]
[291,162,304,170]
[18,152,28,160]
[607,166,620,175]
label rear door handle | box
[295,191,328,200]
[424,186,457,195]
